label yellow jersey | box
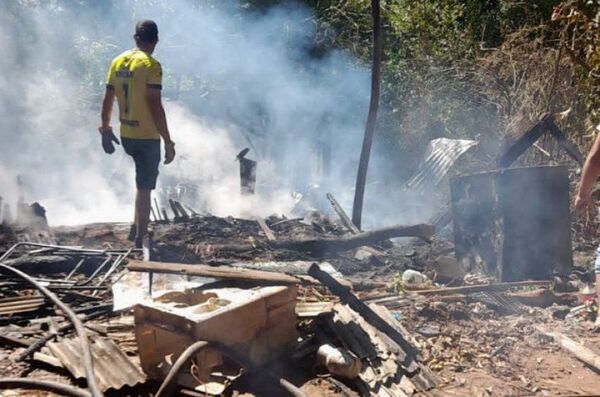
[106,49,162,140]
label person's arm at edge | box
[575,133,600,209]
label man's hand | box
[164,141,175,164]
[98,126,120,155]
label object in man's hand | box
[101,128,120,154]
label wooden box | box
[134,285,298,383]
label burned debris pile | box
[0,211,443,397]
[1,201,599,397]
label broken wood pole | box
[168,199,181,219]
[256,217,276,241]
[161,208,169,222]
[352,0,382,230]
[414,280,553,296]
[537,328,600,372]
[149,206,158,222]
[128,260,300,285]
[271,224,433,255]
[547,120,584,166]
[153,198,163,221]
[308,263,418,364]
[174,201,189,220]
[327,193,360,234]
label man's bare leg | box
[135,189,152,247]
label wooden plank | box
[414,280,552,296]
[0,333,31,347]
[326,193,360,234]
[255,217,276,241]
[128,260,300,285]
[537,327,600,372]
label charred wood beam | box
[537,327,600,372]
[168,199,181,219]
[547,121,584,166]
[174,201,190,220]
[414,280,552,296]
[255,217,276,241]
[496,113,583,168]
[308,263,418,366]
[497,114,552,168]
[128,260,300,284]
[327,193,360,234]
[271,224,433,255]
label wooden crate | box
[134,285,298,382]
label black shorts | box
[122,138,161,190]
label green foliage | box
[306,0,599,170]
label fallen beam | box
[326,193,360,234]
[272,224,433,255]
[128,260,300,284]
[308,263,419,365]
[255,217,276,241]
[497,114,552,168]
[413,280,553,296]
[537,328,600,372]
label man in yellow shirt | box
[99,20,175,248]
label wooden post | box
[352,0,382,229]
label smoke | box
[0,0,432,228]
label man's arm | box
[146,88,175,164]
[99,87,115,132]
[575,133,600,210]
[146,88,171,143]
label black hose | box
[0,378,91,397]
[155,341,307,397]
[0,263,103,397]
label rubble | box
[0,209,599,396]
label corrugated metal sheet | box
[295,301,333,318]
[47,337,146,391]
[406,138,478,193]
[0,295,45,315]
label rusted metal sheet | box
[47,337,146,391]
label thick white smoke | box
[0,1,436,228]
[0,0,372,226]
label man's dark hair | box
[135,20,158,43]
